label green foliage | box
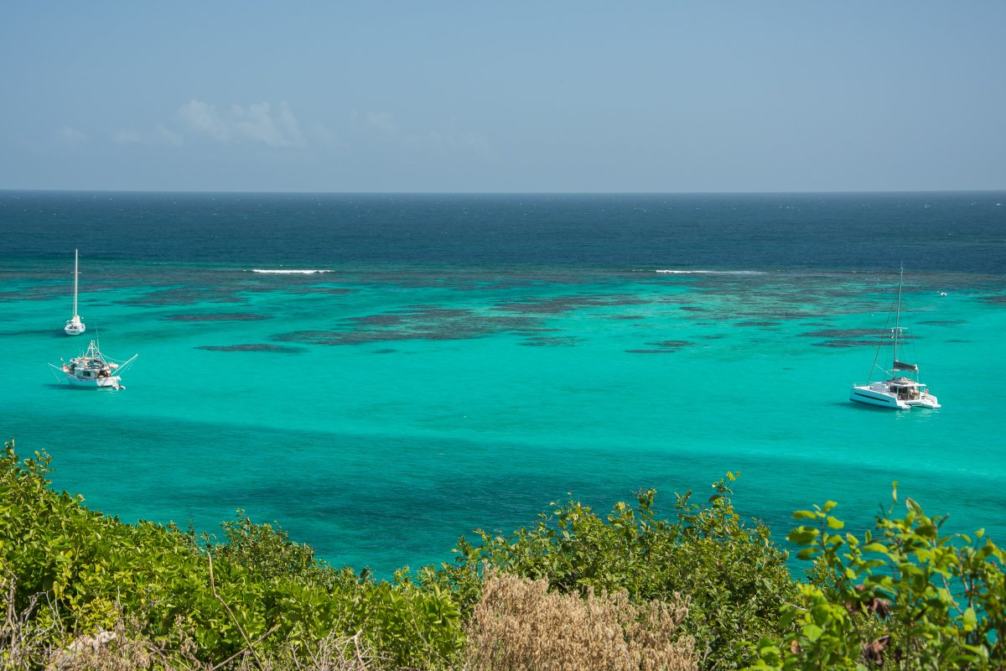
[438,474,795,670]
[9,433,1006,671]
[749,488,1006,670]
[0,439,463,670]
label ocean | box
[1,191,1005,575]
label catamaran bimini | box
[850,268,940,410]
[64,249,86,336]
[50,339,138,390]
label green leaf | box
[963,607,977,632]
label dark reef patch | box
[520,336,580,347]
[801,328,916,340]
[813,339,895,348]
[980,296,1006,305]
[121,286,245,306]
[196,344,303,353]
[166,313,269,322]
[647,340,692,349]
[625,339,692,354]
[917,319,967,326]
[493,294,648,315]
[274,305,540,346]
[735,320,779,328]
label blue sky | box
[1,2,1004,192]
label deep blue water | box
[3,191,1005,273]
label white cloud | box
[364,111,398,136]
[113,129,143,144]
[58,126,88,145]
[114,125,183,146]
[352,111,489,157]
[178,100,305,147]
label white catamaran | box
[50,340,138,390]
[850,268,941,410]
[64,249,86,336]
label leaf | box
[963,607,977,632]
[826,516,845,530]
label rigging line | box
[867,274,898,380]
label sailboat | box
[50,339,138,390]
[64,249,86,336]
[850,268,941,410]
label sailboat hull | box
[62,373,122,389]
[850,382,940,410]
[64,320,86,336]
[850,385,910,410]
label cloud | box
[57,126,88,145]
[364,111,398,136]
[353,110,490,157]
[178,100,305,147]
[113,125,183,146]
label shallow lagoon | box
[3,257,1005,575]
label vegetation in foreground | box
[1,439,1005,670]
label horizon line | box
[2,187,1006,196]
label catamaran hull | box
[60,373,123,390]
[850,386,909,410]
[850,385,940,410]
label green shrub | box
[437,474,795,670]
[0,440,463,670]
[748,486,1006,670]
[9,433,1006,671]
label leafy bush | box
[439,475,795,670]
[748,486,1006,670]
[8,434,1006,671]
[0,440,463,670]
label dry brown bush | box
[465,572,697,671]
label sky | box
[1,2,1005,193]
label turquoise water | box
[3,257,1005,575]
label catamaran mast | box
[893,265,903,368]
[72,248,79,317]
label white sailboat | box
[850,268,941,410]
[64,249,86,336]
[50,339,138,390]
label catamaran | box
[64,249,86,335]
[850,268,941,410]
[50,339,138,390]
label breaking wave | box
[655,269,766,276]
[250,269,333,275]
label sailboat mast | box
[893,265,904,367]
[72,248,79,316]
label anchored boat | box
[50,339,138,390]
[850,268,940,410]
[64,249,86,336]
